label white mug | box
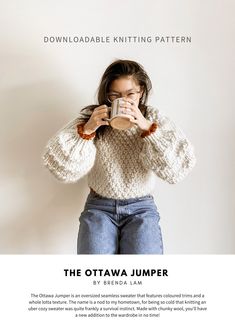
[104,98,134,130]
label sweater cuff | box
[77,123,96,140]
[140,122,158,138]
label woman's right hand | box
[83,105,110,134]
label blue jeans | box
[77,191,163,254]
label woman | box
[43,59,196,255]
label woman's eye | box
[127,93,135,98]
[109,94,118,100]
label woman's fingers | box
[94,118,109,126]
[95,111,109,120]
[83,105,110,132]
[93,106,109,118]
[94,105,109,113]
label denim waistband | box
[88,188,154,205]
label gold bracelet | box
[140,122,158,138]
[77,123,96,140]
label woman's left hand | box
[120,98,152,131]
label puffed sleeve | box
[139,107,196,184]
[42,108,96,183]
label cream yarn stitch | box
[42,106,196,199]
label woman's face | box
[108,76,143,105]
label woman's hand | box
[83,105,110,134]
[120,98,152,131]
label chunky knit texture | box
[42,106,196,199]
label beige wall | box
[0,0,234,253]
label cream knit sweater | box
[42,106,196,199]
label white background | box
[0,0,234,254]
[0,255,234,332]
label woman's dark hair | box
[81,59,152,137]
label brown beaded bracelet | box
[77,123,96,140]
[140,122,158,138]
